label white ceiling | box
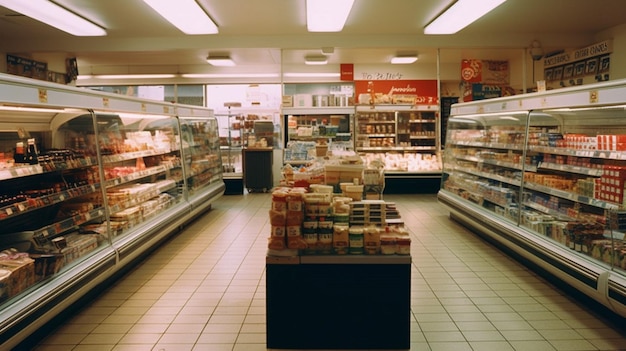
[1,0,626,76]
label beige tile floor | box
[27,193,626,351]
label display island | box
[0,73,224,349]
[265,185,411,349]
[439,78,626,318]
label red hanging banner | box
[340,63,354,81]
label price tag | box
[60,195,65,201]
[6,208,13,216]
[85,212,91,221]
[17,203,25,211]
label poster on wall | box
[461,59,510,101]
[354,80,438,106]
[461,59,510,85]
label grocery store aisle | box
[28,193,626,351]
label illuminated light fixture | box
[391,55,418,64]
[306,0,354,32]
[142,0,218,34]
[78,74,177,80]
[284,72,340,78]
[182,73,280,78]
[0,0,106,36]
[424,0,507,35]
[206,56,236,67]
[305,55,328,65]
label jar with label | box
[363,227,380,254]
[348,226,364,254]
[333,224,349,254]
[380,234,397,255]
[272,190,288,212]
[317,220,334,254]
[396,235,411,255]
[303,221,318,254]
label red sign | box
[354,80,438,105]
[461,59,482,83]
[340,63,354,81]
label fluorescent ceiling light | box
[78,74,177,80]
[143,0,218,34]
[0,0,106,36]
[206,56,236,67]
[424,0,507,34]
[391,56,418,64]
[284,73,341,78]
[306,0,354,32]
[182,73,280,78]
[305,56,328,65]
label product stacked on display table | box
[266,185,410,257]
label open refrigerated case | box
[0,73,224,349]
[438,78,626,318]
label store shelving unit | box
[216,108,245,194]
[355,105,442,193]
[438,78,626,318]
[0,73,224,349]
[283,106,354,164]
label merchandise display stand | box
[266,254,411,350]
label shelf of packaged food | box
[537,162,603,177]
[450,140,525,151]
[454,155,526,171]
[31,207,106,247]
[0,158,99,181]
[357,146,437,152]
[452,167,522,187]
[409,136,437,141]
[0,182,101,221]
[100,148,174,164]
[103,165,170,188]
[529,145,626,160]
[524,181,620,210]
[522,201,578,222]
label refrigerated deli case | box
[0,74,224,349]
[438,79,626,318]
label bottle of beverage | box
[25,138,39,165]
[14,141,24,163]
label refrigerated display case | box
[283,107,354,164]
[0,73,224,349]
[438,78,626,318]
[216,111,245,194]
[355,105,442,193]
